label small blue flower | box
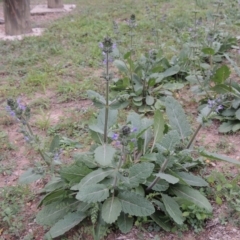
[112,133,119,141]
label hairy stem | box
[186,107,214,149]
[113,146,125,190]
[146,157,169,191]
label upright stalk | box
[102,37,113,144]
[104,53,109,144]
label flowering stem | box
[104,52,109,144]
[22,115,51,166]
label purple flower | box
[6,106,16,117]
[99,42,104,49]
[208,98,223,113]
[115,140,121,147]
[131,138,136,142]
[24,136,30,142]
[216,105,223,113]
[112,133,119,141]
[208,99,215,108]
[17,98,26,111]
[54,149,62,161]
[131,127,137,133]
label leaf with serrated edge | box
[76,184,109,203]
[155,173,179,184]
[162,194,184,225]
[171,185,212,212]
[150,212,171,232]
[159,130,181,151]
[43,177,65,193]
[145,177,169,192]
[94,144,116,166]
[175,172,208,187]
[129,163,154,187]
[118,191,155,216]
[76,168,115,190]
[165,96,191,140]
[151,110,164,152]
[60,163,92,184]
[117,212,134,233]
[36,200,79,226]
[141,118,153,154]
[46,212,86,238]
[102,196,122,224]
[19,168,44,184]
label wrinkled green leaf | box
[42,177,65,193]
[155,173,179,184]
[163,83,184,91]
[128,162,154,187]
[46,212,86,238]
[163,65,180,78]
[72,168,115,190]
[235,109,240,120]
[159,130,181,151]
[212,65,231,84]
[162,194,184,225]
[174,172,208,187]
[94,144,116,166]
[40,189,70,206]
[150,212,171,231]
[49,135,60,153]
[60,163,92,184]
[232,123,240,132]
[117,212,134,234]
[211,84,233,94]
[77,184,109,203]
[114,60,129,74]
[36,200,78,226]
[146,95,155,106]
[165,96,191,140]
[19,168,44,184]
[102,196,122,224]
[202,47,215,55]
[74,152,98,168]
[219,121,234,133]
[145,177,169,192]
[118,191,155,216]
[151,110,164,151]
[171,185,212,212]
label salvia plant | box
[113,49,184,113]
[7,0,240,238]
[9,36,237,239]
[6,98,61,182]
